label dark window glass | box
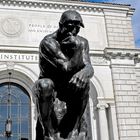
[0,83,31,140]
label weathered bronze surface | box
[33,10,94,140]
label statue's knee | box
[37,78,55,98]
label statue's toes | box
[44,136,54,140]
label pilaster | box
[109,103,119,140]
[97,103,109,140]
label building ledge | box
[0,0,134,14]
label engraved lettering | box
[10,55,13,59]
[30,56,34,60]
[14,55,17,59]
[0,53,39,62]
[28,23,58,33]
[4,55,9,59]
[26,56,30,60]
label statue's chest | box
[67,51,84,72]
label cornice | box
[135,54,140,64]
[104,48,140,61]
[89,48,140,65]
[0,0,133,14]
[0,0,103,13]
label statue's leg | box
[36,118,44,140]
[58,83,90,139]
[33,78,58,139]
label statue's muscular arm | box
[61,35,94,89]
[69,37,94,89]
[40,37,69,71]
[40,35,94,89]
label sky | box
[84,0,140,48]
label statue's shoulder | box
[40,32,59,49]
[77,35,89,48]
[41,34,56,45]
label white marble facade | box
[0,0,140,140]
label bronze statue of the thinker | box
[33,10,94,140]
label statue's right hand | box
[61,35,81,49]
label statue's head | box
[59,10,84,38]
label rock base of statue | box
[46,130,86,140]
[53,98,87,140]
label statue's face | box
[59,20,81,39]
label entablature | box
[104,48,140,60]
[0,0,134,15]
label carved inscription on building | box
[28,23,58,33]
[0,53,39,63]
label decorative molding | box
[97,103,109,110]
[104,48,140,60]
[0,17,23,37]
[90,56,109,65]
[6,61,15,70]
[135,54,140,64]
[0,0,134,20]
[0,0,103,13]
[98,97,115,104]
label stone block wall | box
[104,9,135,49]
[136,63,140,95]
[105,51,140,140]
[104,5,140,140]
[112,66,140,140]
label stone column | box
[32,104,37,140]
[97,103,109,140]
[109,103,119,140]
[89,98,97,140]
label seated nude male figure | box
[33,10,94,140]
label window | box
[0,83,31,140]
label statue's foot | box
[44,136,54,140]
[68,130,78,140]
[54,130,79,140]
[53,132,68,140]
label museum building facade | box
[0,0,140,140]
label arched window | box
[0,83,31,140]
